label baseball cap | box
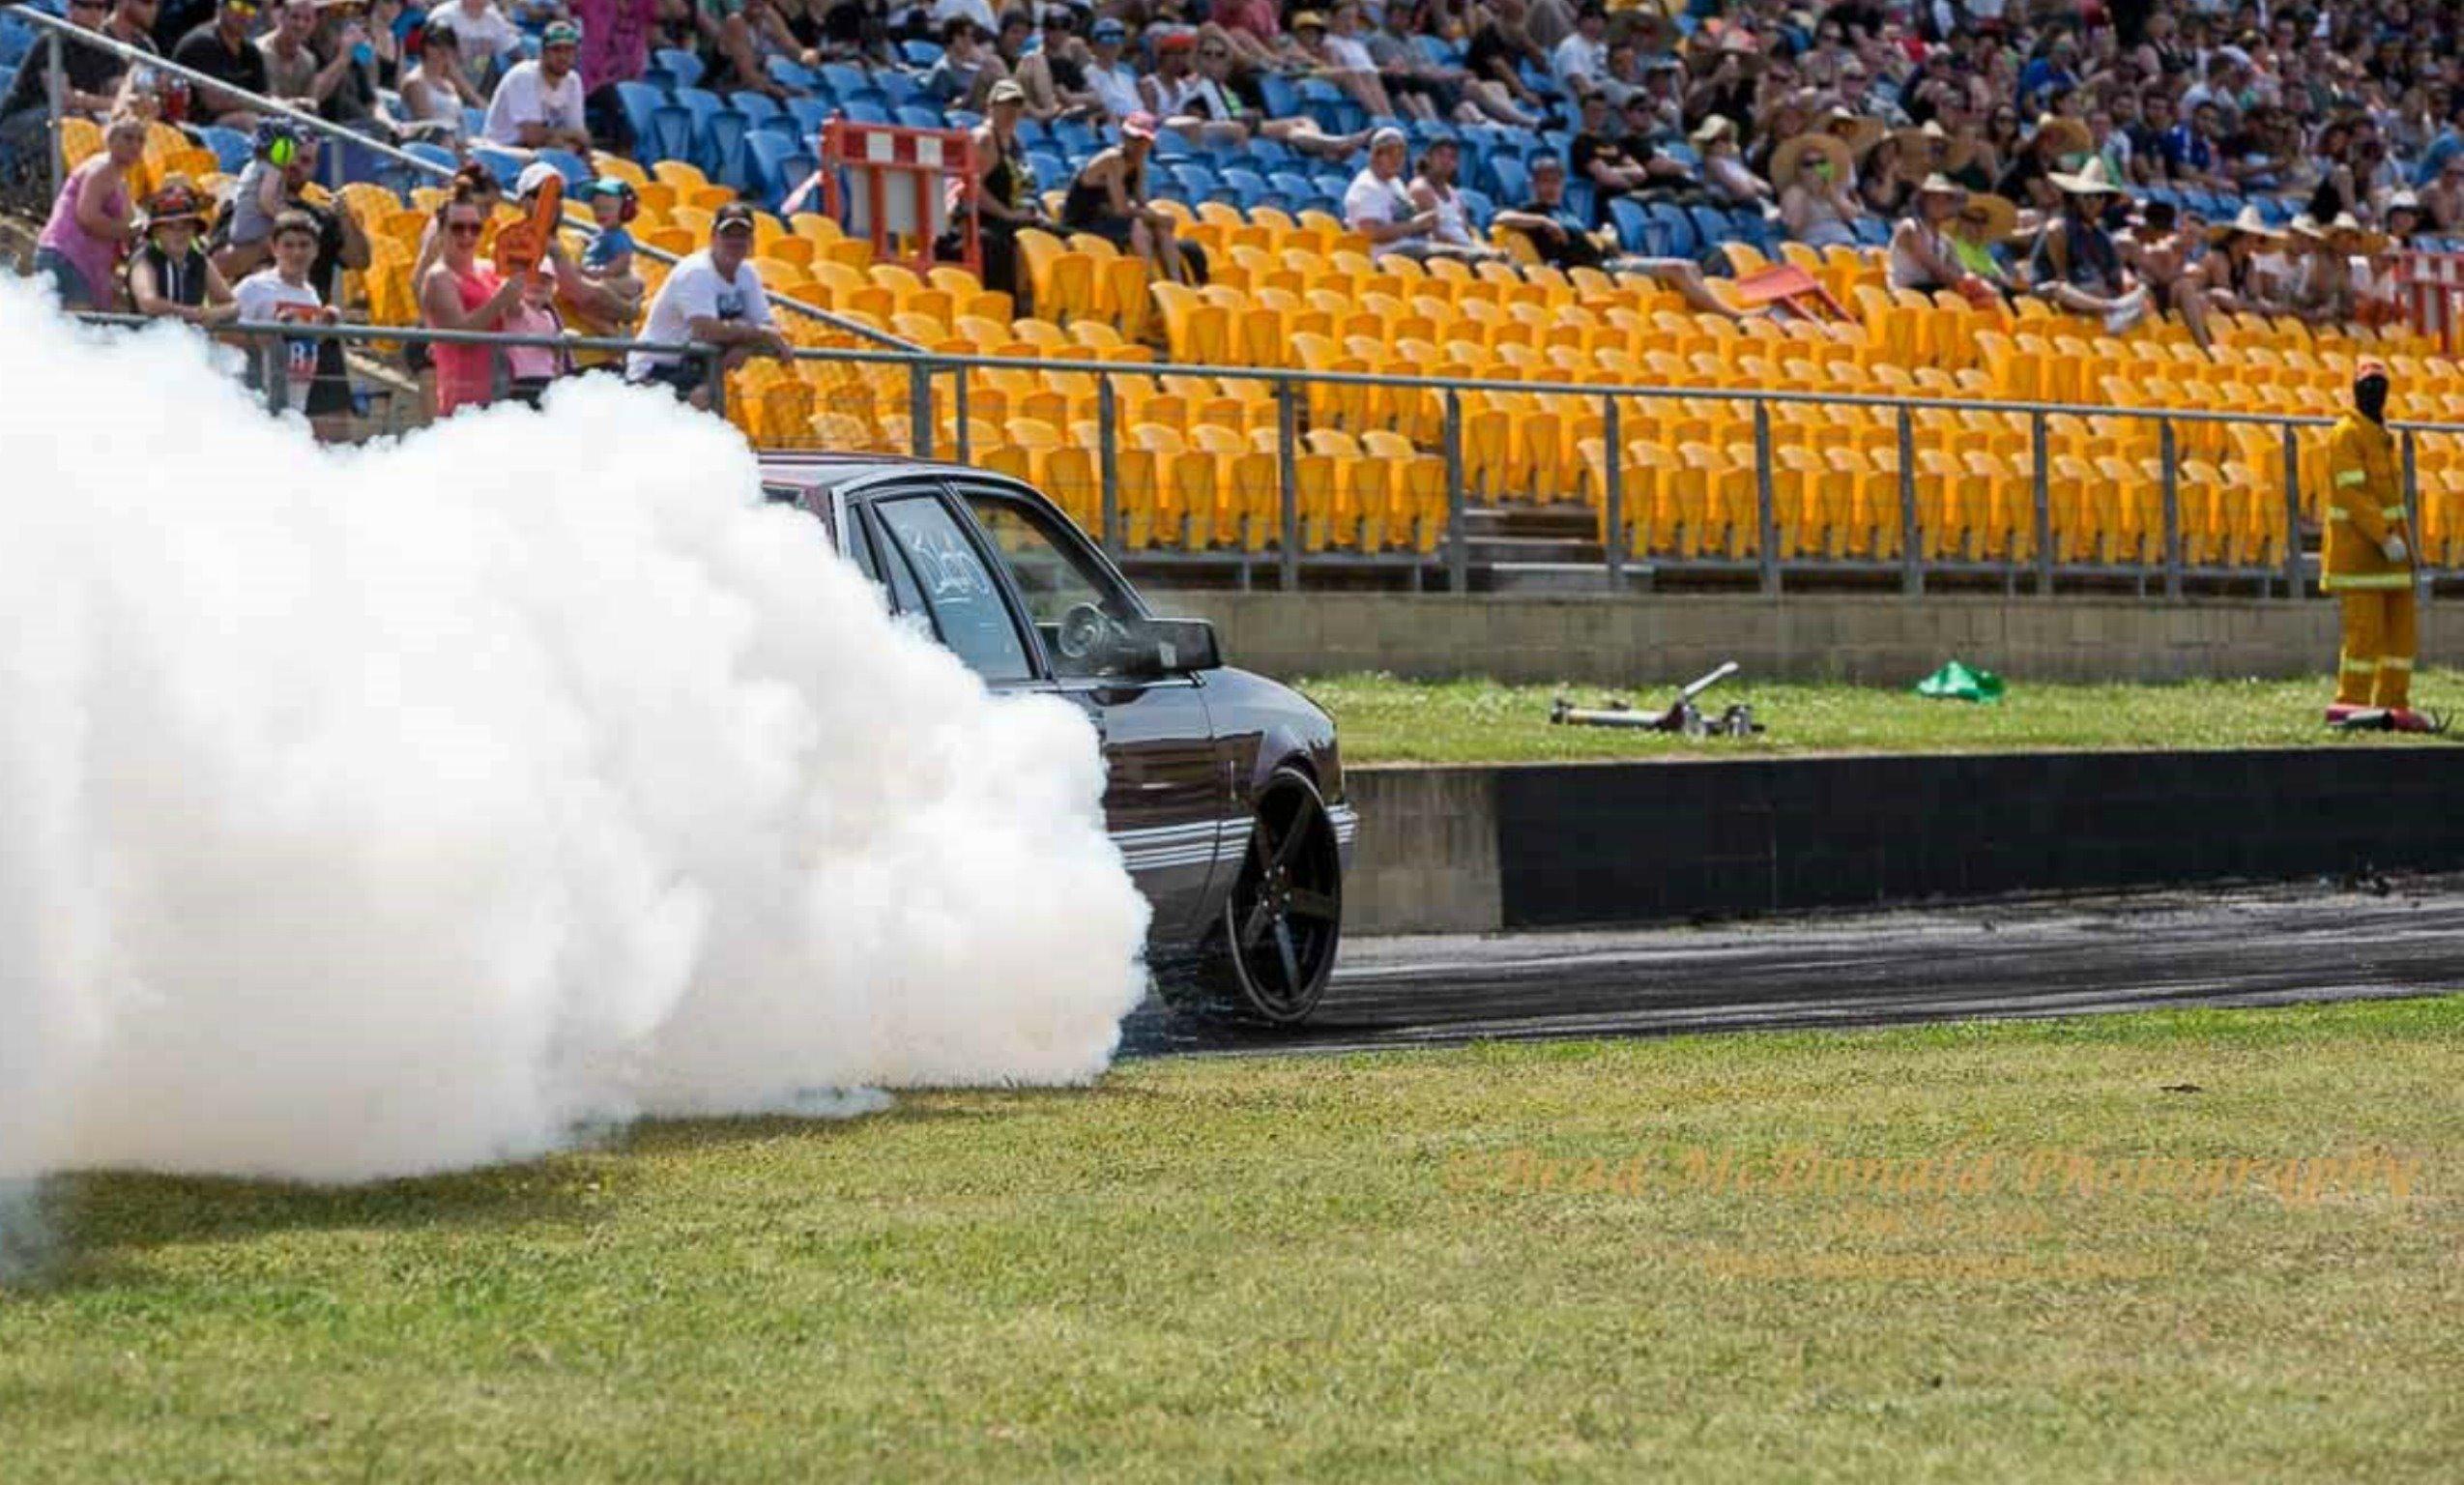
[541,18,580,45]
[1369,126,1406,150]
[713,202,756,235]
[515,160,561,197]
[2356,358,2390,384]
[1292,9,1326,29]
[579,175,635,199]
[1090,15,1123,39]
[1121,111,1159,140]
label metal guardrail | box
[64,309,2462,601]
[13,6,915,350]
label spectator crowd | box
[12,0,2464,422]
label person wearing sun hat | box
[2189,203,2293,321]
[1693,114,1770,207]
[2029,156,2148,332]
[1774,131,1863,248]
[1948,190,2021,295]
[1886,174,1977,296]
[127,175,240,328]
[1998,112,2092,216]
[482,16,593,154]
[2322,358,2431,728]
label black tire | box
[1186,766,1344,1025]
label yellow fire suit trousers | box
[2337,589,2418,709]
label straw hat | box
[1957,191,2019,242]
[2386,189,2423,218]
[1821,105,1887,155]
[2326,212,2390,255]
[1914,172,1966,200]
[2029,113,2093,160]
[1771,131,1855,184]
[2045,155,2123,195]
[1893,119,1974,173]
[1691,114,1737,148]
[2205,204,2282,245]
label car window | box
[871,495,1033,683]
[963,491,1139,680]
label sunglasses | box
[447,219,484,236]
[1199,45,1229,57]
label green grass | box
[1306,671,2464,765]
[5,997,2460,1482]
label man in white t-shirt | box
[1084,16,1143,122]
[426,0,523,93]
[483,18,592,152]
[626,203,792,409]
[233,211,339,426]
[1551,3,1608,96]
[1344,129,1438,258]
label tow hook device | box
[1550,661,1764,737]
[2328,706,2452,735]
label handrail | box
[9,5,918,350]
[61,306,2461,597]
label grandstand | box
[10,0,2464,588]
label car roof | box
[756,451,981,491]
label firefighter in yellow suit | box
[2322,359,2426,728]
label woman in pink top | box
[417,189,526,415]
[36,115,144,310]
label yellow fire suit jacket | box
[2321,414,2416,593]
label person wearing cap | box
[128,175,241,326]
[1345,127,1445,260]
[1775,131,1865,250]
[483,17,592,152]
[1149,27,1371,159]
[1078,15,1140,122]
[2028,156,2148,333]
[922,15,1009,109]
[969,79,1050,306]
[567,176,646,358]
[2323,360,2427,727]
[1493,155,1609,270]
[1060,112,1197,283]
[1002,6,1100,121]
[627,203,791,407]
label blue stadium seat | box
[899,41,941,68]
[472,143,527,188]
[651,103,695,163]
[1851,216,1890,248]
[1457,186,1493,228]
[1294,78,1363,135]
[744,131,812,207]
[818,63,872,100]
[1644,200,1694,255]
[840,98,893,125]
[1220,166,1271,206]
[787,95,832,137]
[199,124,253,173]
[1256,73,1300,121]
[875,72,927,107]
[752,110,801,144]
[462,105,486,139]
[535,146,593,187]
[0,23,30,69]
[1247,137,1293,167]
[1267,169,1317,201]
[655,47,704,90]
[703,106,752,187]
[766,56,816,93]
[1052,118,1099,156]
[1172,160,1220,199]
[734,91,784,125]
[401,139,458,176]
[1485,155,1528,205]
[895,103,944,130]
[614,80,667,151]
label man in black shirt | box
[1493,155,1608,269]
[171,0,273,128]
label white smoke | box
[0,277,1149,1188]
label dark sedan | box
[761,453,1356,1024]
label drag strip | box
[1121,876,2464,1057]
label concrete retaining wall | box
[1344,749,2464,935]
[1153,591,2441,686]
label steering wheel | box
[1056,602,1123,664]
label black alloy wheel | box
[1213,767,1343,1024]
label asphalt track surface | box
[1121,875,2464,1058]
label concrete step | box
[1463,535,1605,566]
[1483,562,1657,595]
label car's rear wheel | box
[1190,766,1343,1024]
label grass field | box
[1309,671,2464,765]
[4,997,2458,1482]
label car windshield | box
[870,494,1034,683]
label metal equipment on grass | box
[1549,661,1764,738]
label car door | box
[948,481,1231,942]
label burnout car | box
[762,453,1356,1024]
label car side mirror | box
[1116,616,1221,676]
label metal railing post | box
[1603,393,1624,590]
[260,337,286,415]
[953,364,971,463]
[1096,373,1120,554]
[2280,423,2304,597]
[1897,403,1921,596]
[2030,410,2052,596]
[2401,427,2420,537]
[1444,389,1467,594]
[2160,417,2183,599]
[906,359,933,459]
[44,29,65,204]
[1753,400,1779,594]
[1276,376,1299,590]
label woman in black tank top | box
[1056,115,1203,286]
[968,81,1052,312]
